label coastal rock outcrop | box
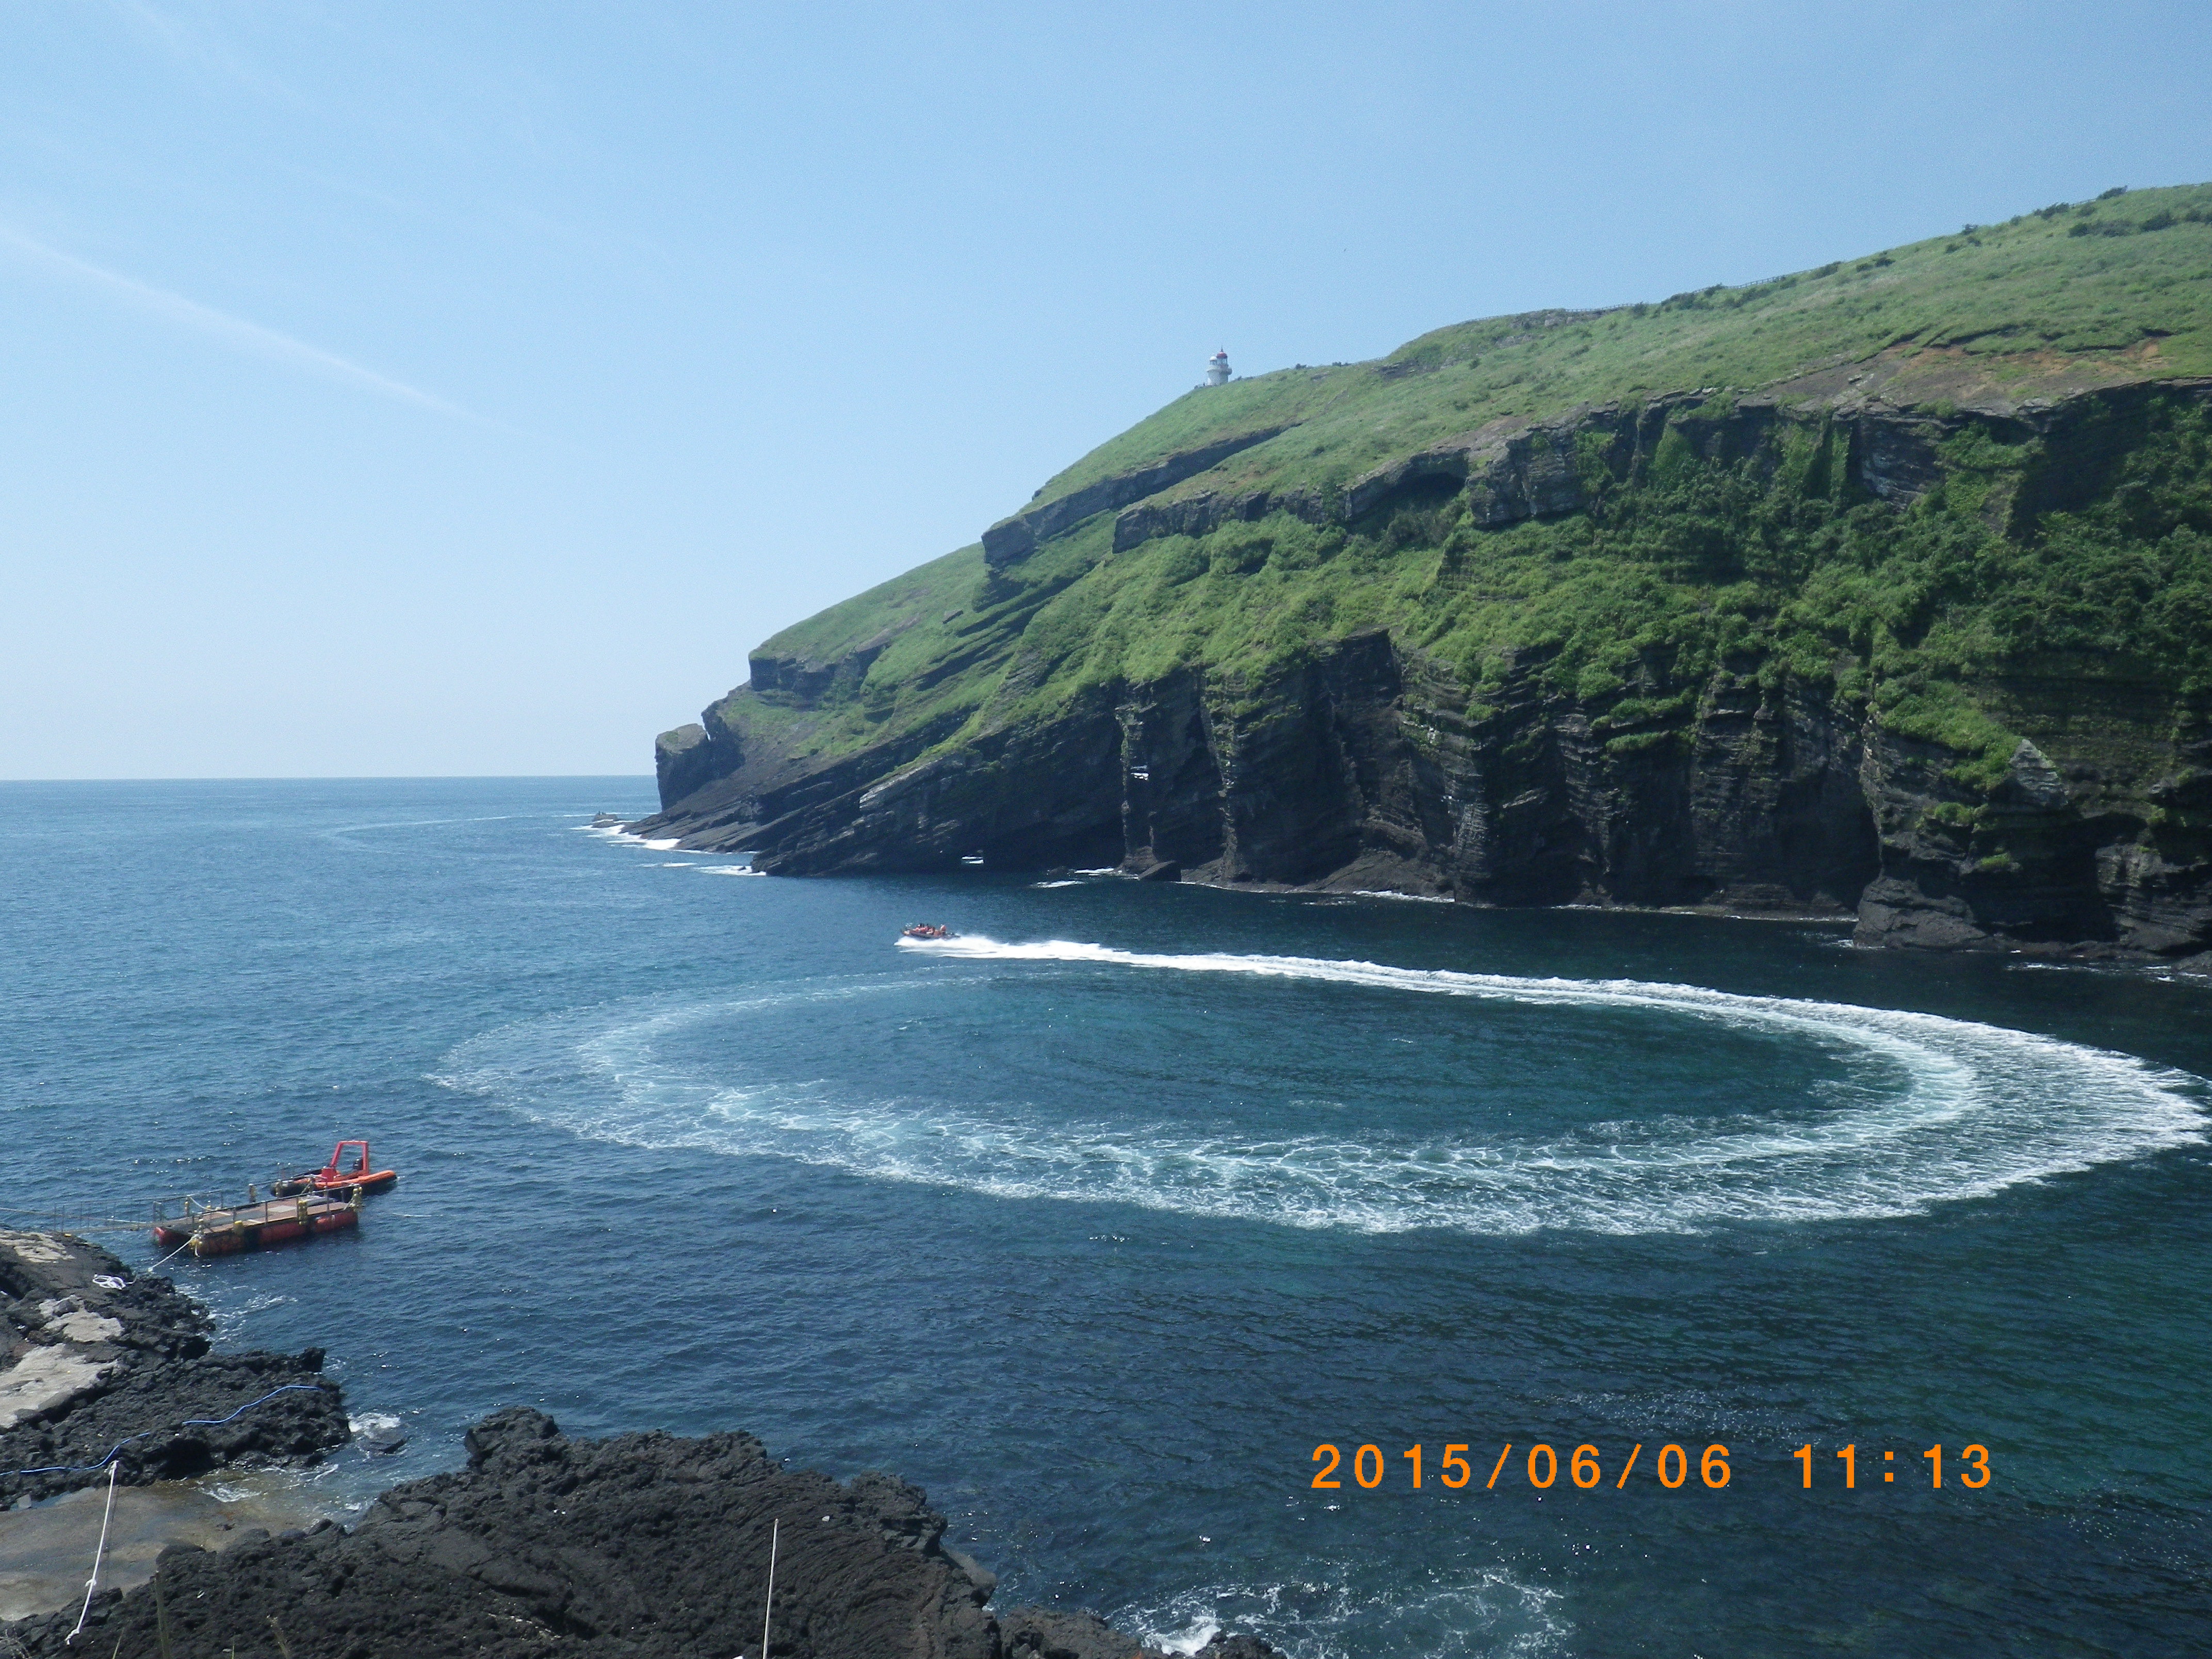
[1851,711,2212,954]
[631,620,2207,955]
[635,191,2212,958]
[0,1231,348,1506]
[4,1407,1277,1659]
[630,372,2212,959]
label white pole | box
[759,1518,779,1659]
[64,1459,120,1646]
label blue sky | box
[5,1,2208,778]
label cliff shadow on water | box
[637,189,2212,964]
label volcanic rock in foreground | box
[5,1407,1275,1659]
[0,1230,347,1506]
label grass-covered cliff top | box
[1030,180,2212,508]
[704,184,2212,794]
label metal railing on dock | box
[0,1194,259,1238]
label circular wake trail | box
[440,938,2205,1235]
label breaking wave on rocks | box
[436,937,2205,1237]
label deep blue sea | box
[5,778,2209,1656]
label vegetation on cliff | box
[713,186,2210,767]
[645,183,2212,955]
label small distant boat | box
[152,1189,362,1257]
[901,923,954,940]
[271,1140,398,1198]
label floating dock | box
[152,1190,362,1257]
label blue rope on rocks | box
[2,1382,332,1479]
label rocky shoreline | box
[1,1230,348,1509]
[2,1234,1275,1658]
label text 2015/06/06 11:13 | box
[1310,1442,1993,1492]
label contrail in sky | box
[0,223,465,417]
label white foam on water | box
[1032,879,1085,888]
[208,1290,295,1339]
[438,940,2205,1237]
[696,865,761,876]
[318,813,536,851]
[581,822,686,851]
[1351,889,1454,904]
[2008,957,2212,985]
[1124,1567,1569,1659]
[1151,1612,1219,1655]
[201,1292,298,1345]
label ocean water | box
[3,778,2208,1656]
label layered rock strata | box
[632,636,2209,959]
[1113,379,2209,552]
[633,382,2212,961]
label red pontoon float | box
[152,1189,362,1256]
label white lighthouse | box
[1205,348,1231,386]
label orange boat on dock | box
[150,1137,394,1258]
[271,1140,397,1197]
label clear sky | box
[5,2,2209,779]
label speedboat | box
[271,1140,398,1197]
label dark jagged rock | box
[652,723,724,809]
[0,1231,348,1505]
[636,627,1886,912]
[1849,683,2212,953]
[4,1408,1281,1659]
[1002,1608,1142,1658]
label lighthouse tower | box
[1205,348,1231,386]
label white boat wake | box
[437,937,2206,1235]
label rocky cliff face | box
[631,376,2212,963]
[1108,377,2210,554]
[1854,686,2212,954]
[630,628,2208,958]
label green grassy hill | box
[730,183,2210,776]
[644,183,2212,956]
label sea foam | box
[1125,1565,1569,1659]
[438,937,2205,1237]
